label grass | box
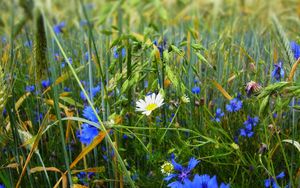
[0,0,299,187]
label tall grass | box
[0,0,299,187]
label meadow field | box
[0,0,300,187]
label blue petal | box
[167,181,184,188]
[171,159,183,171]
[187,157,199,171]
[164,174,177,181]
[220,183,230,188]
[264,179,271,187]
[208,175,218,188]
[276,171,285,179]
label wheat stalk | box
[0,65,7,115]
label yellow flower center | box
[145,103,158,111]
[163,164,173,172]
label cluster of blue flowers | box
[77,172,95,185]
[76,106,99,145]
[80,85,101,101]
[264,171,285,188]
[239,116,259,138]
[113,47,126,59]
[164,157,229,188]
[212,108,224,122]
[226,98,242,112]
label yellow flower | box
[161,161,174,175]
[136,93,164,116]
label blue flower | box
[290,41,300,60]
[53,22,66,34]
[239,128,254,138]
[64,87,71,92]
[154,39,167,57]
[80,85,101,101]
[272,62,284,81]
[41,80,51,88]
[192,86,200,94]
[182,174,230,188]
[77,123,99,145]
[25,85,35,92]
[82,106,99,123]
[226,98,242,112]
[113,47,126,59]
[213,108,224,122]
[243,116,259,128]
[77,172,95,185]
[164,157,199,186]
[24,40,32,47]
[61,57,72,68]
[264,171,285,188]
[0,183,5,188]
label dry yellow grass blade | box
[73,184,88,188]
[212,80,233,100]
[54,131,109,188]
[288,57,300,81]
[70,130,109,169]
[30,166,67,188]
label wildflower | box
[154,39,167,57]
[82,106,99,123]
[136,93,164,116]
[77,172,95,185]
[226,98,242,112]
[164,157,199,186]
[53,22,66,34]
[80,85,101,101]
[239,127,254,138]
[272,62,284,81]
[181,95,190,103]
[77,106,99,145]
[77,123,99,145]
[290,41,300,60]
[25,85,35,92]
[212,108,224,122]
[41,79,51,88]
[0,183,5,188]
[61,57,72,68]
[183,174,230,188]
[245,81,262,96]
[113,47,126,59]
[244,116,258,127]
[24,40,32,47]
[192,86,200,94]
[64,87,71,92]
[161,161,174,176]
[264,171,285,188]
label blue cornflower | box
[154,39,167,57]
[80,85,101,101]
[213,108,224,122]
[164,157,199,186]
[239,128,254,138]
[61,57,72,68]
[25,85,35,92]
[85,52,89,61]
[183,174,230,188]
[41,80,51,88]
[226,98,242,112]
[64,87,71,92]
[113,47,126,59]
[264,171,285,188]
[53,22,66,34]
[77,106,99,145]
[290,41,300,60]
[192,86,200,94]
[24,40,32,47]
[243,116,259,128]
[77,123,99,145]
[272,62,284,82]
[77,172,95,185]
[82,106,99,123]
[0,183,5,188]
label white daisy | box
[136,93,164,116]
